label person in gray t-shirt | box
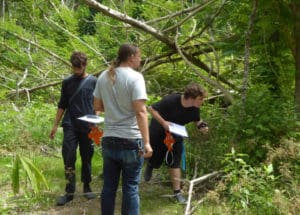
[94,44,152,215]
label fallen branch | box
[187,198,205,215]
[184,171,220,215]
[163,0,216,33]
[83,0,174,47]
[44,16,109,66]
[174,29,234,103]
[9,81,61,97]
[8,71,103,96]
[83,0,236,100]
[145,1,211,25]
[0,28,70,66]
[182,0,227,46]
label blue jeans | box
[101,137,144,215]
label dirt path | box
[31,177,181,215]
[44,197,101,215]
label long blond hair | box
[108,44,139,84]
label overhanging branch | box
[83,0,175,48]
[175,29,234,103]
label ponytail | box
[107,58,120,84]
[107,44,138,84]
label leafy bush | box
[213,148,280,214]
[183,101,233,177]
[267,139,300,214]
[199,85,296,165]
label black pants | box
[148,127,183,169]
[62,127,94,193]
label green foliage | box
[0,102,61,150]
[146,93,161,106]
[219,148,279,214]
[12,154,49,194]
[146,64,204,97]
[0,0,300,213]
[77,7,97,36]
[234,86,295,162]
[184,118,228,177]
[1,145,104,213]
[203,85,296,164]
[12,155,20,194]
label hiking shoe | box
[83,184,97,200]
[144,164,153,182]
[56,194,73,206]
[174,193,187,204]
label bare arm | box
[132,100,153,158]
[50,108,65,139]
[94,97,105,113]
[148,106,170,131]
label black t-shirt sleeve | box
[151,95,171,113]
[58,80,68,109]
[151,93,200,125]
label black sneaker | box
[56,194,73,206]
[144,164,153,182]
[174,193,187,204]
[83,184,97,200]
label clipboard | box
[77,115,104,124]
[168,122,188,137]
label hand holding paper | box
[78,115,104,124]
[168,122,188,137]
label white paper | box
[77,115,104,124]
[169,122,188,137]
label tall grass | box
[0,101,62,150]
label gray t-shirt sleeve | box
[131,73,147,101]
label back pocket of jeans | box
[122,149,143,165]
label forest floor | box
[32,176,186,215]
[1,145,188,215]
[34,179,184,215]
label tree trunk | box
[242,0,257,106]
[293,3,300,117]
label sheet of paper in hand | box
[78,115,104,124]
[169,122,188,137]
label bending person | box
[144,83,208,204]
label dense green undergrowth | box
[1,0,300,214]
[1,95,300,214]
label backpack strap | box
[69,75,91,105]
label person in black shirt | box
[144,83,208,204]
[50,51,97,206]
